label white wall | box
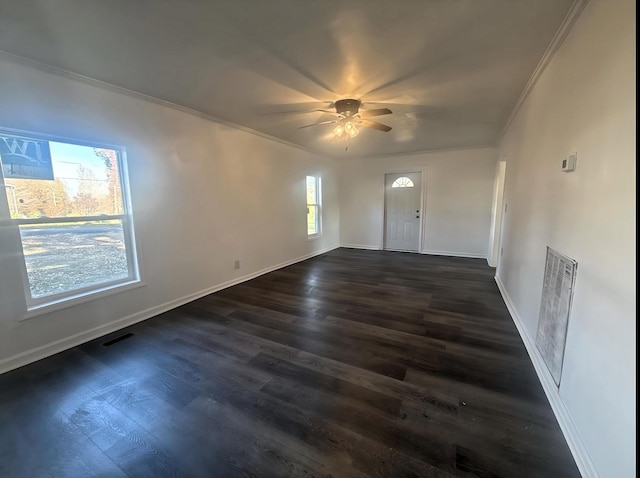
[0,56,339,369]
[496,0,636,476]
[0,3,635,473]
[339,148,497,258]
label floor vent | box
[102,332,134,347]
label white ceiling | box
[0,0,576,158]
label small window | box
[306,175,321,237]
[0,128,139,312]
[392,177,415,188]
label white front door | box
[384,172,421,252]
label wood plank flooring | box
[0,248,581,477]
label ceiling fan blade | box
[360,108,392,118]
[298,120,336,129]
[360,119,392,132]
[314,109,339,114]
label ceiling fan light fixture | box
[344,121,359,137]
[301,98,391,140]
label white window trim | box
[22,279,146,320]
[0,127,141,317]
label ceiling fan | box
[299,99,392,138]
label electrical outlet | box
[234,260,240,269]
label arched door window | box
[391,177,415,188]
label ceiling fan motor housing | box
[335,99,361,117]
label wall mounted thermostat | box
[561,152,577,172]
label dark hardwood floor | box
[0,248,581,477]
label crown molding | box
[0,49,334,161]
[497,0,590,143]
[5,23,577,164]
[0,52,494,161]
[339,144,497,161]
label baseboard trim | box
[340,244,380,251]
[339,246,487,260]
[494,275,599,478]
[0,246,338,375]
[420,249,487,259]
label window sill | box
[307,233,323,241]
[20,279,145,321]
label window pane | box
[19,220,130,299]
[1,128,138,308]
[306,176,317,204]
[307,205,318,235]
[3,141,123,219]
[392,177,414,188]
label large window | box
[306,175,321,237]
[0,128,139,313]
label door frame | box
[381,169,426,252]
[488,160,507,267]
